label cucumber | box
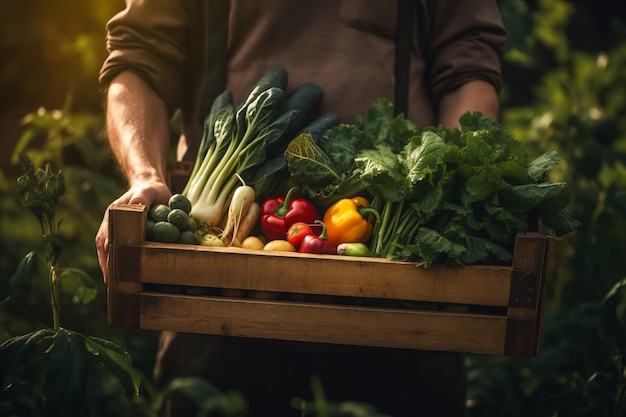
[280,83,324,130]
[300,112,341,144]
[267,82,325,156]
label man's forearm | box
[106,71,171,186]
[437,80,500,128]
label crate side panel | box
[123,244,512,306]
[139,293,508,355]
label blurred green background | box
[1,0,626,416]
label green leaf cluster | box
[0,328,140,417]
[16,152,66,242]
[286,98,580,266]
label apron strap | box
[394,0,417,117]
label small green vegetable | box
[200,233,226,247]
[337,242,371,257]
[169,193,192,214]
[152,221,180,243]
[149,204,171,222]
[179,230,199,245]
[167,208,191,231]
[146,219,155,240]
[187,216,197,232]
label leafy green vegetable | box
[183,67,327,228]
[183,85,297,226]
[286,98,580,266]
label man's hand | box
[96,179,172,284]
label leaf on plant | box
[404,131,447,186]
[453,235,513,266]
[10,251,39,293]
[464,166,508,204]
[83,336,141,397]
[537,199,582,236]
[413,228,468,267]
[0,329,55,389]
[500,182,568,213]
[320,123,375,174]
[285,133,339,185]
[162,377,248,415]
[244,87,285,140]
[43,329,89,417]
[527,148,560,181]
[357,145,405,202]
[58,268,98,305]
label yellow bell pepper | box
[323,197,380,244]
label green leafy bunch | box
[286,98,580,266]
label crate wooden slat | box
[108,203,551,357]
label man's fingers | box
[96,210,111,285]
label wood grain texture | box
[139,293,508,355]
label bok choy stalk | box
[182,81,298,227]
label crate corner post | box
[107,203,147,329]
[504,232,551,357]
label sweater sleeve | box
[99,0,191,114]
[425,0,507,102]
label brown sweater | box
[100,0,507,160]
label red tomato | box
[286,222,314,249]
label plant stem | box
[46,211,61,330]
[49,265,61,330]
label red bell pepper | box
[260,187,320,241]
[299,221,337,255]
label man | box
[96,1,507,415]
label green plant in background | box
[291,375,391,417]
[500,0,626,307]
[466,1,626,416]
[0,101,250,417]
[0,153,141,417]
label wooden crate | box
[107,203,551,357]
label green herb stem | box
[50,265,61,330]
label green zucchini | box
[301,112,340,144]
[267,82,324,156]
